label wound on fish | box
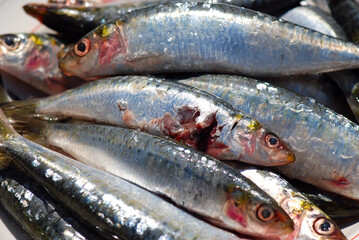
[330,176,351,188]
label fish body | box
[1,76,294,166]
[24,121,294,237]
[0,166,103,240]
[0,110,243,240]
[0,33,84,95]
[280,5,359,123]
[179,74,359,200]
[232,164,347,240]
[59,2,359,79]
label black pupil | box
[269,137,278,146]
[320,222,331,232]
[4,37,14,47]
[261,209,271,219]
[77,42,86,52]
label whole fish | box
[59,2,359,80]
[0,33,84,95]
[0,165,104,240]
[0,109,244,240]
[0,76,294,166]
[24,1,300,39]
[179,74,359,200]
[280,5,359,123]
[23,121,294,237]
[328,0,359,43]
[228,163,347,240]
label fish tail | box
[0,100,38,126]
[16,118,49,145]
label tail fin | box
[0,108,17,137]
[0,100,38,128]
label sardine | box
[179,74,359,200]
[59,2,359,80]
[0,76,294,166]
[23,121,294,237]
[0,33,84,95]
[0,165,104,240]
[24,0,300,39]
[0,109,244,240]
[229,163,347,240]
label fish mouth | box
[23,4,48,21]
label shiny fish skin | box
[232,164,347,240]
[280,6,346,40]
[280,5,359,123]
[0,166,103,240]
[262,74,355,121]
[0,110,242,240]
[25,121,294,237]
[328,0,359,43]
[24,0,300,39]
[1,76,294,166]
[0,33,84,95]
[59,2,359,80]
[179,74,359,200]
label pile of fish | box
[1,0,359,239]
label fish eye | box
[313,218,336,235]
[74,38,90,57]
[256,204,275,222]
[1,35,20,50]
[265,133,281,149]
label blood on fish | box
[122,110,137,128]
[225,203,247,228]
[25,49,50,71]
[330,176,351,188]
[99,26,127,65]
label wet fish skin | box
[24,0,300,39]
[328,0,359,43]
[261,74,355,121]
[24,121,294,237]
[179,74,359,200]
[280,5,359,123]
[1,76,294,166]
[0,33,84,95]
[229,163,347,240]
[0,165,104,240]
[59,2,359,79]
[0,110,243,240]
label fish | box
[0,75,294,166]
[179,74,359,200]
[22,121,294,237]
[24,1,301,40]
[0,33,85,95]
[228,163,347,240]
[0,165,104,240]
[280,5,359,123]
[58,2,359,80]
[0,109,245,240]
[328,0,359,43]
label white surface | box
[0,0,358,239]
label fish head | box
[280,196,346,240]
[0,33,62,80]
[223,186,294,237]
[59,20,128,80]
[229,117,295,166]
